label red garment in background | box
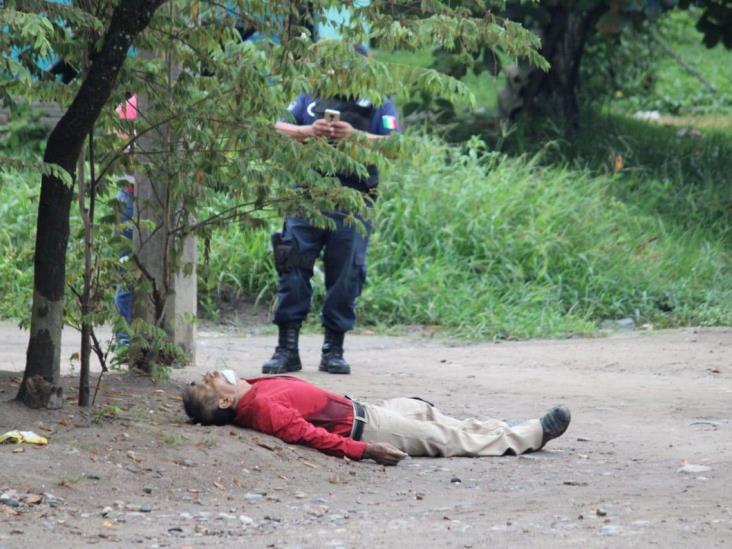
[116,94,138,193]
[116,94,138,120]
[235,376,367,459]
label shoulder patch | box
[381,115,398,130]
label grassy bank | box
[2,126,731,338]
[195,127,732,338]
[3,14,731,339]
[504,110,732,243]
[365,136,731,337]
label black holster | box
[271,231,316,275]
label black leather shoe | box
[262,323,302,374]
[319,328,350,374]
[540,405,571,448]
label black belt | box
[350,400,366,441]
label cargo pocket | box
[354,249,367,297]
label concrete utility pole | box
[131,43,197,366]
[132,166,198,363]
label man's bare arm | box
[275,121,315,142]
[329,120,387,141]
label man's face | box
[189,371,238,409]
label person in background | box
[263,44,400,376]
[113,93,138,346]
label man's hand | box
[275,119,380,142]
[312,118,334,138]
[311,119,356,141]
[363,442,408,466]
[329,120,354,140]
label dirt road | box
[1,323,731,548]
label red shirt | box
[235,376,367,460]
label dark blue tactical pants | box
[273,214,371,332]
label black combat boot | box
[261,323,302,374]
[319,328,350,374]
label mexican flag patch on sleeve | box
[381,115,398,130]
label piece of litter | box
[677,464,711,474]
[0,430,48,445]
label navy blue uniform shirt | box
[287,94,399,136]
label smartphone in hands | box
[324,109,340,123]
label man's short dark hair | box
[181,385,236,426]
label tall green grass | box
[357,136,732,337]
[198,221,276,318]
[3,95,731,339]
[195,132,732,338]
[503,110,732,243]
[3,133,731,337]
[0,171,36,320]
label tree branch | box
[649,27,718,95]
[44,0,168,173]
[93,90,234,186]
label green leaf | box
[0,157,73,187]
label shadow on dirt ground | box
[1,323,731,548]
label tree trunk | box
[522,5,605,130]
[18,0,166,405]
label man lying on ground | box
[181,370,571,466]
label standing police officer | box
[262,48,399,375]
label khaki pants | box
[360,398,543,457]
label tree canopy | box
[412,0,732,126]
[1,0,547,404]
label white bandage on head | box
[219,369,237,385]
